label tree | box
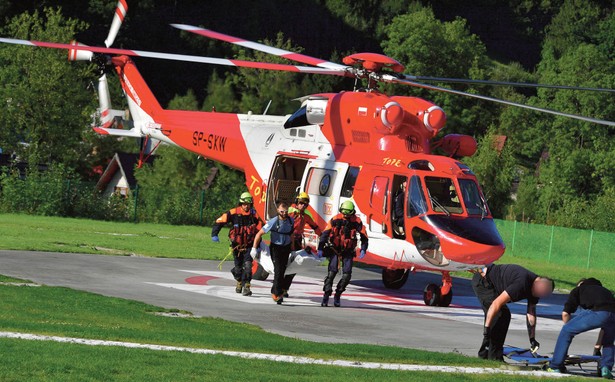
[381,5,496,135]
[464,131,517,218]
[508,0,615,230]
[0,8,96,171]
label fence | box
[494,219,614,271]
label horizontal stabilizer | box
[93,126,143,137]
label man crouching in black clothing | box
[472,264,555,361]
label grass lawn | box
[0,339,564,382]
[1,212,612,291]
[0,281,568,381]
[0,213,228,259]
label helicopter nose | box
[415,215,505,265]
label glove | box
[530,337,540,354]
[593,347,602,357]
[211,236,220,243]
[250,247,258,258]
[317,250,323,258]
[478,326,490,359]
[360,250,366,258]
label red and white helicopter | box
[2,1,613,306]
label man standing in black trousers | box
[252,201,295,304]
[472,264,555,361]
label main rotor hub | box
[342,53,405,74]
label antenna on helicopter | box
[263,100,272,115]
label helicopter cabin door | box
[265,155,309,219]
[368,175,390,234]
[301,159,349,223]
[390,175,408,239]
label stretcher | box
[503,345,600,370]
[256,242,324,275]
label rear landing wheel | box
[423,283,441,306]
[382,268,409,289]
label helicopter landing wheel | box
[382,268,409,289]
[423,283,441,306]
[438,288,453,307]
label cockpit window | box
[407,175,428,217]
[424,177,463,215]
[459,179,489,217]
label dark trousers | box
[282,237,303,292]
[231,247,252,283]
[471,272,511,361]
[270,243,291,296]
[323,249,354,296]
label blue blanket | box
[503,346,600,366]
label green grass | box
[0,281,568,381]
[0,213,229,259]
[0,274,32,283]
[0,339,567,382]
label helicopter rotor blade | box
[0,37,350,76]
[104,0,128,48]
[403,75,615,93]
[382,74,615,127]
[171,23,348,71]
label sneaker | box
[321,294,330,307]
[333,293,341,307]
[283,289,289,298]
[235,281,243,294]
[242,283,252,296]
[546,368,561,374]
[602,367,613,379]
[276,296,283,305]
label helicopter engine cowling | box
[305,98,328,126]
[439,134,477,157]
[379,101,404,133]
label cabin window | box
[341,166,360,197]
[424,177,463,215]
[459,179,488,216]
[306,168,337,197]
[407,175,427,217]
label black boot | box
[333,293,341,307]
[321,293,330,307]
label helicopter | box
[2,0,613,307]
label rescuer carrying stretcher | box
[318,200,368,307]
[283,192,323,297]
[212,192,264,297]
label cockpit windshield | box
[424,177,463,215]
[459,178,488,217]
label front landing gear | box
[423,271,453,307]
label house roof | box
[96,152,155,191]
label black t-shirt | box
[487,264,539,304]
[564,278,615,314]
